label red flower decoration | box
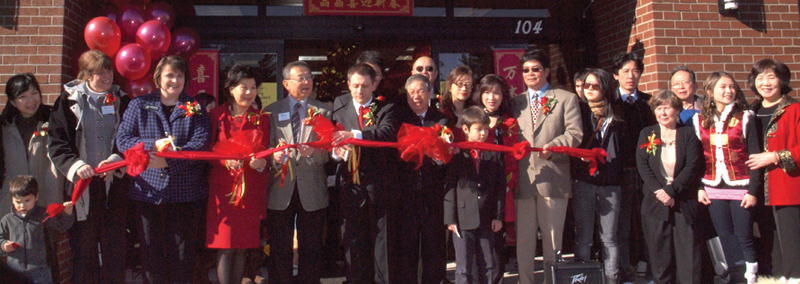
[104,93,117,106]
[540,97,557,115]
[639,132,662,156]
[178,101,201,117]
[9,242,20,250]
[376,95,386,101]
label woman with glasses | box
[439,66,474,127]
[571,68,624,284]
[745,59,800,282]
[694,72,761,284]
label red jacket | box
[759,97,800,206]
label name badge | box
[101,105,116,115]
[278,112,290,121]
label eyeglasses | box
[583,83,601,91]
[288,75,313,83]
[522,67,543,73]
[454,81,473,89]
[671,80,692,87]
[415,66,435,73]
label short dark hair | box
[670,65,697,84]
[282,61,310,80]
[153,55,190,91]
[471,74,513,117]
[519,49,550,69]
[573,70,586,84]
[356,51,383,71]
[2,73,48,125]
[347,63,377,83]
[749,58,793,97]
[648,89,682,112]
[611,52,644,75]
[9,175,38,198]
[458,106,490,129]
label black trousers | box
[342,183,390,284]
[132,199,203,284]
[70,178,128,284]
[268,188,326,284]
[641,211,702,284]
[396,192,446,284]
[773,205,800,278]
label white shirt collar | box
[528,82,550,103]
[352,97,373,110]
[619,88,638,102]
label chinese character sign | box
[493,49,526,97]
[188,49,219,99]
[305,0,411,16]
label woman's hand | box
[2,241,18,253]
[249,158,267,170]
[746,152,779,170]
[655,189,674,207]
[148,153,167,169]
[491,220,503,232]
[226,160,243,170]
[698,190,712,205]
[741,194,757,209]
[76,164,95,179]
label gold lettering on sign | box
[321,0,330,7]
[389,0,401,8]
[374,0,385,7]
[194,64,209,84]
[335,0,343,7]
[360,0,373,7]
[348,0,357,8]
[503,66,517,81]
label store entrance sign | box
[305,0,412,16]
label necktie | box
[358,105,368,130]
[626,96,635,105]
[418,115,425,126]
[292,102,302,143]
[531,93,541,126]
[471,149,480,174]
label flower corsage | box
[639,131,662,156]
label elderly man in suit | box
[331,63,401,284]
[512,49,583,284]
[265,60,331,284]
[395,74,449,284]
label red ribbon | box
[46,142,150,219]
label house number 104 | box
[515,20,543,35]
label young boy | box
[444,106,505,284]
[0,175,74,284]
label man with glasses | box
[669,65,703,124]
[611,51,656,284]
[411,56,440,106]
[511,49,583,284]
[264,60,332,284]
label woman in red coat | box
[745,59,800,282]
[206,65,270,284]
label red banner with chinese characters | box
[305,0,412,16]
[188,49,219,99]
[493,49,526,97]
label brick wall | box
[594,0,800,99]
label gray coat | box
[0,205,74,272]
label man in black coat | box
[331,63,401,284]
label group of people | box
[0,47,798,284]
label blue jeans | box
[572,180,621,283]
[708,199,756,262]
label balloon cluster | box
[83,1,200,97]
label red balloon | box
[98,5,119,22]
[136,20,170,60]
[127,73,155,98]
[145,1,175,29]
[117,5,146,42]
[115,43,151,80]
[84,17,121,57]
[167,27,200,58]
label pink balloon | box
[127,73,156,98]
[117,5,146,42]
[145,1,175,29]
[135,20,170,60]
[98,5,119,22]
[84,17,121,57]
[167,27,200,58]
[115,43,151,80]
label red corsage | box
[541,97,557,115]
[376,95,386,101]
[303,106,323,125]
[104,93,117,106]
[34,122,49,137]
[361,103,377,127]
[639,132,662,156]
[178,101,201,117]
[246,111,268,126]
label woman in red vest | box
[694,71,761,284]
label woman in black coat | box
[636,89,705,284]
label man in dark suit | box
[395,74,449,284]
[331,63,401,284]
[611,51,656,284]
[264,61,332,284]
[411,56,440,107]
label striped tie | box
[292,102,302,143]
